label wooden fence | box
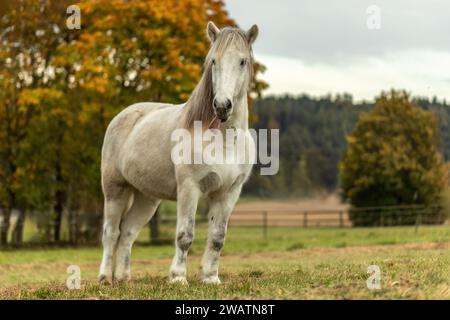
[156,204,447,240]
[1,204,446,245]
[159,205,446,226]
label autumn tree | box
[340,90,449,225]
[0,0,267,245]
[0,0,76,244]
[69,0,268,241]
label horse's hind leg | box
[99,182,132,284]
[114,192,160,282]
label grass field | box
[0,224,449,299]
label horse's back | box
[103,103,155,166]
[102,102,182,200]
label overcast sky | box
[226,0,450,102]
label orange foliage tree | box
[0,0,267,245]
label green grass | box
[1,225,449,299]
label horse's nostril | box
[213,98,232,111]
[225,99,232,110]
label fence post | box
[262,211,268,241]
[415,208,422,234]
[438,206,443,224]
[150,206,160,244]
[303,211,308,227]
[339,211,344,228]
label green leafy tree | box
[291,156,313,196]
[340,90,449,225]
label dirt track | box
[231,194,351,226]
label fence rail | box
[155,204,447,241]
[0,204,447,245]
[229,205,446,227]
[229,209,350,227]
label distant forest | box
[244,93,450,197]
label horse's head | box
[206,22,258,122]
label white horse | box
[98,22,259,284]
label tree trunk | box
[12,209,26,244]
[1,183,17,246]
[68,209,75,244]
[96,208,103,244]
[150,206,160,244]
[53,191,63,242]
[53,161,64,242]
[0,209,11,246]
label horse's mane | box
[181,27,254,129]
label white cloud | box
[226,0,450,101]
[256,50,450,102]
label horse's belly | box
[119,148,176,199]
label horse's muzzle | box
[213,98,232,121]
[215,109,230,122]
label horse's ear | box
[207,21,220,43]
[246,24,259,45]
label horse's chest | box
[218,164,244,186]
[183,128,254,195]
[198,163,249,195]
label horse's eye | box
[212,59,216,65]
[240,59,246,67]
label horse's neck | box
[225,94,249,130]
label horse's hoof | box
[169,276,188,285]
[98,274,113,285]
[201,276,221,285]
[113,273,131,284]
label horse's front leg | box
[169,181,201,284]
[201,187,241,284]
